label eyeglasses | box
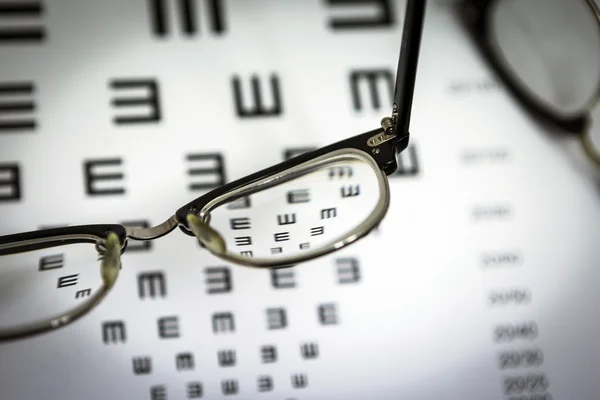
[0,0,426,342]
[459,0,600,166]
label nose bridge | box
[125,215,179,241]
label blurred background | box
[0,0,599,399]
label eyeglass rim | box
[174,127,406,235]
[0,225,128,256]
[193,148,391,269]
[0,231,122,342]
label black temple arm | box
[392,0,427,137]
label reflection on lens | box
[490,0,600,116]
[202,152,387,266]
[0,244,103,331]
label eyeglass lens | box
[0,243,103,331]
[206,157,383,262]
[489,0,600,117]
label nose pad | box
[99,232,121,285]
[186,213,227,255]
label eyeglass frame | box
[457,0,600,165]
[0,0,427,341]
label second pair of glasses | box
[460,0,600,165]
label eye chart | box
[0,1,599,400]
